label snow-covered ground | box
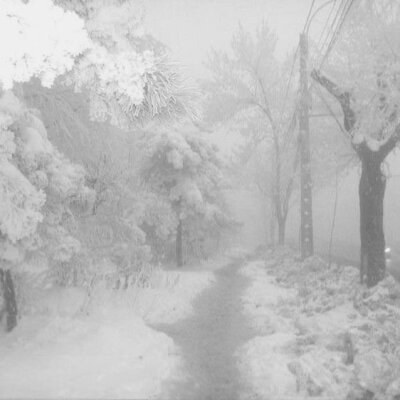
[5,249,399,400]
[86,267,216,325]
[238,249,400,400]
[0,264,215,399]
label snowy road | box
[154,258,257,400]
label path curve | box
[154,258,256,400]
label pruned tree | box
[311,0,400,287]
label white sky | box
[144,0,326,79]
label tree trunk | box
[310,69,396,287]
[277,215,286,246]
[359,153,386,287]
[269,200,276,248]
[0,269,18,332]
[176,219,183,267]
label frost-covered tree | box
[0,0,91,330]
[1,0,194,128]
[0,0,90,90]
[0,90,91,330]
[141,123,230,266]
[204,22,299,245]
[311,0,400,287]
[56,0,195,127]
[0,0,197,331]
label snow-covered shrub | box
[140,192,177,262]
[82,163,154,288]
[0,91,91,271]
[0,89,92,333]
[262,248,400,399]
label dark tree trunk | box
[311,69,398,287]
[0,269,18,332]
[176,219,183,267]
[359,152,386,287]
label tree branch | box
[378,127,400,159]
[311,69,356,132]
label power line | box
[303,0,318,33]
[314,0,338,64]
[306,0,337,37]
[317,0,347,62]
[319,0,356,69]
[278,0,317,128]
[320,0,353,67]
[312,83,348,137]
[278,46,299,126]
[279,0,342,153]
[277,0,318,145]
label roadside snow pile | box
[141,269,215,324]
[238,249,400,400]
[239,260,296,334]
[0,264,215,399]
[0,312,178,399]
[86,268,216,325]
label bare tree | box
[204,22,300,245]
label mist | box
[1,1,400,399]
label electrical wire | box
[278,0,318,151]
[278,46,299,127]
[278,0,317,128]
[319,0,356,69]
[303,0,318,33]
[314,0,338,64]
[316,0,348,64]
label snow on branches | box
[0,0,90,90]
[140,124,232,260]
[142,125,223,218]
[58,0,194,126]
[1,0,193,128]
[314,1,400,150]
[0,91,91,269]
[0,92,45,245]
[0,0,194,270]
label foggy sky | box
[145,0,325,79]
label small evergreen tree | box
[141,123,231,266]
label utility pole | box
[299,32,314,259]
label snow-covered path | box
[154,258,257,400]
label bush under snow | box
[238,249,400,400]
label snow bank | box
[85,268,216,325]
[238,251,400,400]
[0,313,177,399]
[0,263,215,398]
[140,269,216,324]
[237,260,299,398]
[238,334,297,399]
[239,260,296,333]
